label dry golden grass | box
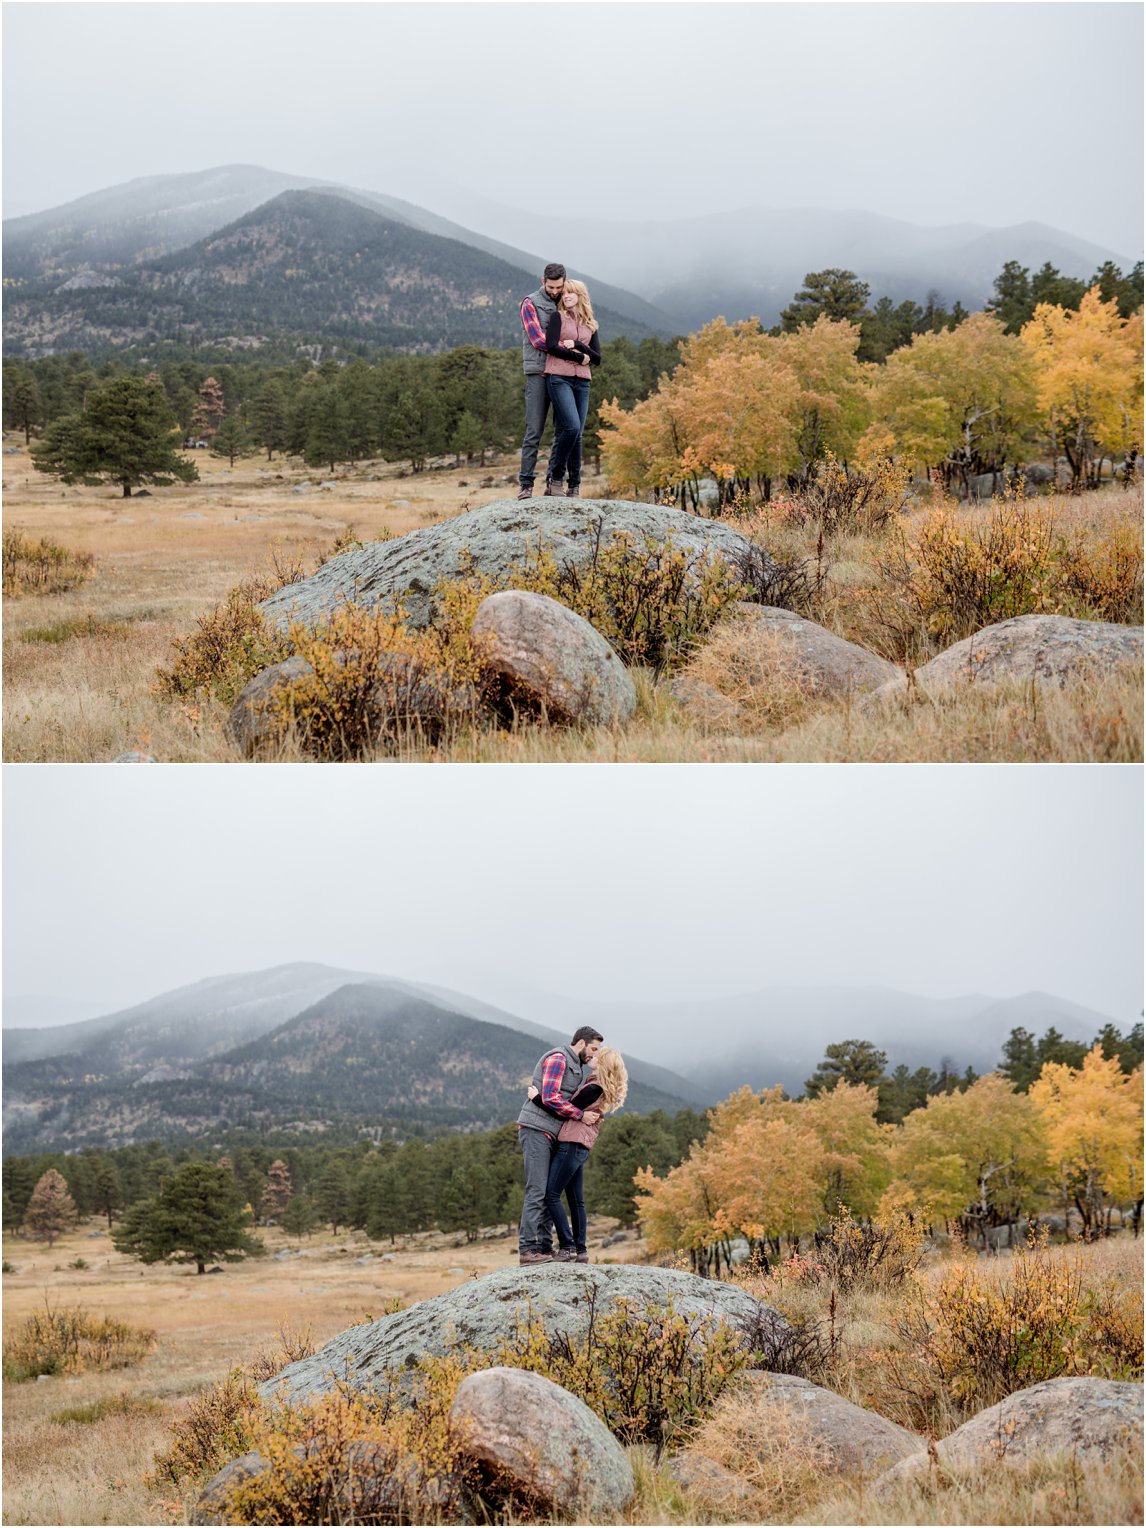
[3,434,1141,762]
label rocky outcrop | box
[449,1367,634,1517]
[870,615,1143,702]
[722,605,900,696]
[258,499,770,633]
[259,1264,787,1406]
[674,1371,923,1500]
[877,1378,1143,1486]
[226,655,313,755]
[472,590,636,726]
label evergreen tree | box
[91,1158,124,1230]
[280,1194,318,1242]
[210,412,254,467]
[113,1160,260,1274]
[450,409,485,465]
[314,1158,353,1234]
[985,260,1034,333]
[31,376,198,497]
[251,379,289,460]
[803,1039,888,1098]
[779,269,871,331]
[190,376,226,441]
[260,1159,293,1221]
[20,1168,78,1246]
[999,1026,1040,1090]
[3,364,42,442]
[303,383,351,472]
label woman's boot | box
[565,481,580,498]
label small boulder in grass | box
[471,589,636,726]
[725,604,900,696]
[875,1377,1144,1489]
[449,1366,635,1518]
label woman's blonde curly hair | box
[564,278,597,332]
[592,1046,628,1113]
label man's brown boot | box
[516,484,534,501]
[519,1250,554,1265]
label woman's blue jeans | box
[546,376,590,486]
[545,1142,590,1252]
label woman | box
[543,278,601,498]
[532,1046,628,1262]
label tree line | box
[5,1020,1140,1272]
[7,257,1140,496]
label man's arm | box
[538,1052,584,1119]
[544,309,588,363]
[520,299,549,355]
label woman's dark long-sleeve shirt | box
[544,310,602,367]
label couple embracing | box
[517,262,602,501]
[517,1025,628,1265]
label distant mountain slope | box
[2,169,673,356]
[2,164,327,281]
[2,980,698,1154]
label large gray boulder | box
[871,614,1143,702]
[877,1377,1143,1487]
[472,590,636,725]
[720,604,900,696]
[450,1367,634,1517]
[259,1264,787,1405]
[258,499,770,633]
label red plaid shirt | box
[539,1051,584,1119]
[520,298,548,354]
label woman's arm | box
[545,310,588,363]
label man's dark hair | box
[571,1025,603,1048]
[543,262,567,281]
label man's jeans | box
[545,1142,590,1252]
[518,1126,556,1253]
[518,375,551,488]
[547,375,590,486]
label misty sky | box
[3,2,1142,255]
[3,765,1141,1024]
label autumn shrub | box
[221,1385,474,1527]
[785,1207,928,1294]
[149,1365,265,1486]
[772,455,912,537]
[2,528,95,596]
[2,1301,156,1382]
[437,528,755,676]
[914,1233,1144,1409]
[268,604,486,760]
[867,498,1145,659]
[155,571,294,706]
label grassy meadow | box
[2,1220,1141,1526]
[2,435,1142,763]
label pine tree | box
[31,376,199,498]
[314,1159,353,1234]
[260,1159,293,1221]
[190,377,226,442]
[803,1039,888,1098]
[280,1194,317,1242]
[113,1160,260,1274]
[20,1168,78,1246]
[210,412,254,467]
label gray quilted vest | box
[521,285,560,376]
[517,1045,586,1132]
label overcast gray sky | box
[3,2,1142,254]
[3,765,1141,1024]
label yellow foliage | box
[1021,287,1144,483]
[1030,1047,1144,1229]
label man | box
[517,1025,602,1264]
[517,262,567,500]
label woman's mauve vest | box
[545,313,594,379]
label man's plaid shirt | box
[538,1051,585,1119]
[520,298,548,354]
